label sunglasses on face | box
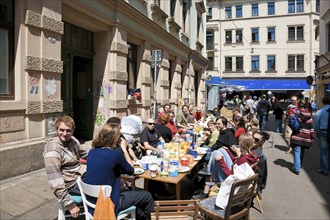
[253,137,261,143]
[59,129,72,133]
[147,123,155,125]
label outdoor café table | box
[136,158,201,200]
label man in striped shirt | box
[43,115,89,218]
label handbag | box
[93,186,116,220]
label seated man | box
[176,105,190,129]
[43,115,90,218]
[140,118,164,151]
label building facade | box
[0,0,208,180]
[315,0,330,107]
[206,0,319,100]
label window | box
[225,6,232,18]
[268,27,275,41]
[170,0,176,17]
[182,0,188,32]
[251,56,259,71]
[206,31,214,50]
[296,0,303,12]
[207,57,214,70]
[267,55,276,71]
[236,56,243,71]
[225,30,232,43]
[251,28,259,42]
[288,26,304,41]
[208,7,212,18]
[225,57,233,71]
[288,55,304,71]
[252,4,258,16]
[236,29,242,43]
[236,5,242,18]
[316,0,320,13]
[127,42,138,93]
[0,0,14,98]
[268,2,275,15]
[289,0,303,13]
[288,0,295,13]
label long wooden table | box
[136,158,201,200]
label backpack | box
[289,114,300,133]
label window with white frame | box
[252,4,258,16]
[236,5,242,18]
[288,55,304,71]
[0,0,14,98]
[225,30,232,43]
[288,25,304,41]
[268,2,275,15]
[236,56,243,71]
[225,6,232,18]
[251,28,259,42]
[288,0,304,13]
[268,27,275,42]
[251,56,259,71]
[267,55,276,71]
[236,29,242,43]
[225,57,233,71]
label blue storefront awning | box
[206,76,245,91]
[226,79,310,90]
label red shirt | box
[235,127,245,139]
[193,112,204,121]
[165,121,183,136]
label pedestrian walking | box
[290,99,314,175]
[273,103,284,133]
[314,97,330,176]
[257,95,270,131]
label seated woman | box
[233,116,246,140]
[155,114,172,143]
[195,133,258,199]
[84,124,154,219]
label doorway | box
[61,54,93,140]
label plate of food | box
[134,168,144,175]
[178,166,190,173]
[194,156,202,161]
[196,147,207,155]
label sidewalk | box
[0,130,329,219]
[0,169,58,220]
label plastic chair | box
[76,177,136,220]
[199,174,258,220]
[58,195,83,220]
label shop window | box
[0,0,14,99]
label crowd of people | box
[43,94,329,219]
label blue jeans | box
[319,130,329,173]
[258,114,267,131]
[201,145,212,161]
[208,148,233,182]
[293,144,305,173]
[275,119,282,133]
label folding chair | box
[76,177,136,220]
[151,200,199,220]
[199,174,258,220]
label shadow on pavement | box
[274,144,290,152]
[273,158,293,172]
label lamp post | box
[152,50,162,120]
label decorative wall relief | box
[45,78,56,97]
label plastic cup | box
[181,157,188,166]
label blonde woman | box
[215,133,259,176]
[84,124,154,219]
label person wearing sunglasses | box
[43,115,90,218]
[251,131,270,194]
[140,118,165,152]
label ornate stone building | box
[0,0,208,179]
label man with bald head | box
[140,118,164,151]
